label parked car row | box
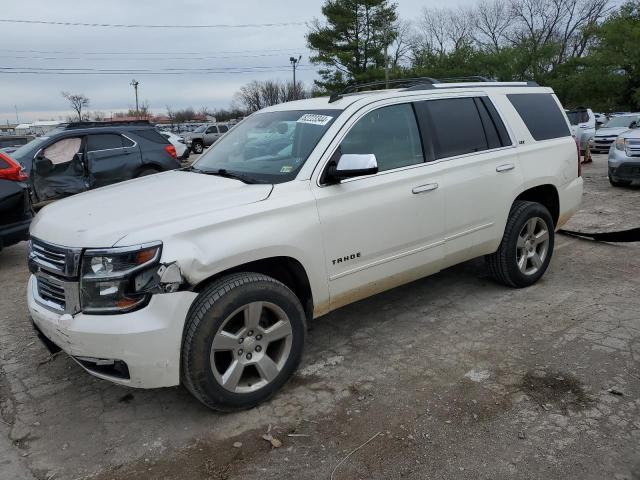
[0,120,181,251]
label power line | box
[0,47,307,55]
[0,66,315,76]
[0,18,307,28]
[0,52,307,62]
[0,65,311,72]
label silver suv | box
[182,123,230,154]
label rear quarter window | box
[134,129,170,144]
[507,93,571,141]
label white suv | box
[27,79,583,411]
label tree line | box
[307,0,640,112]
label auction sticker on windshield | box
[297,114,333,126]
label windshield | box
[193,125,207,133]
[604,116,639,128]
[566,110,589,125]
[192,109,341,184]
[9,135,51,166]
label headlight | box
[80,242,161,314]
[615,137,626,151]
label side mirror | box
[324,153,378,184]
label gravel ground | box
[0,154,639,480]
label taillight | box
[575,137,582,177]
[164,145,177,159]
[0,152,28,181]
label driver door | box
[32,136,88,203]
[204,126,220,146]
[312,103,446,310]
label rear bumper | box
[28,275,198,388]
[557,177,583,229]
[0,217,31,250]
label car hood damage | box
[29,170,273,248]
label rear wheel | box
[486,201,554,288]
[181,273,306,411]
[136,167,160,178]
[192,141,204,154]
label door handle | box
[412,183,439,194]
[496,163,515,172]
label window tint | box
[218,125,229,133]
[508,94,571,140]
[340,103,424,172]
[415,98,488,159]
[479,97,511,147]
[122,136,135,147]
[135,129,170,144]
[0,157,9,168]
[87,134,123,151]
[205,126,218,134]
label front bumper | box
[608,147,640,182]
[27,275,197,388]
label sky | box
[0,0,475,123]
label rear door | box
[86,133,141,188]
[32,136,88,203]
[414,95,521,265]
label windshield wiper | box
[192,167,262,184]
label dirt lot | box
[1,154,639,480]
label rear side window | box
[206,126,218,134]
[87,134,123,152]
[415,98,488,159]
[134,129,170,144]
[507,94,571,141]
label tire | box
[192,141,204,154]
[486,200,555,288]
[609,176,631,187]
[136,167,160,178]
[181,272,306,411]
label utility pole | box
[130,79,140,118]
[14,105,19,124]
[289,55,302,98]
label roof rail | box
[61,120,152,130]
[329,77,440,103]
[328,77,539,102]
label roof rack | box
[61,120,152,130]
[328,77,539,103]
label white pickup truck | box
[27,79,583,411]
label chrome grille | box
[29,238,81,277]
[37,275,66,311]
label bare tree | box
[474,0,513,53]
[234,80,309,113]
[61,91,89,121]
[390,20,413,68]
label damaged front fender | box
[135,262,187,295]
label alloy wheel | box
[516,217,550,276]
[209,301,293,393]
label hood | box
[621,128,640,140]
[595,127,630,137]
[30,170,273,248]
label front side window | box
[193,109,341,184]
[43,137,82,164]
[340,103,424,172]
[218,125,229,133]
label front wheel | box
[486,201,554,288]
[181,273,306,411]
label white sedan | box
[158,130,189,160]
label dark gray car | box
[8,121,181,206]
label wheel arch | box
[191,256,314,321]
[514,184,560,227]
